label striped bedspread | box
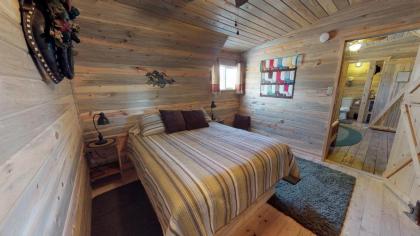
[127,122,299,236]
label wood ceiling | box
[118,0,368,52]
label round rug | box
[335,125,362,147]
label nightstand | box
[85,138,123,186]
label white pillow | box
[140,113,165,136]
[201,108,212,122]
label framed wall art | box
[260,55,302,99]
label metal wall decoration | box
[145,71,175,88]
[19,0,80,84]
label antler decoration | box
[145,71,175,88]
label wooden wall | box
[342,62,372,100]
[72,0,240,141]
[240,0,420,159]
[0,1,90,235]
[372,58,417,118]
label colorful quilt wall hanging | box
[260,55,302,98]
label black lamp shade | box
[210,101,217,121]
[93,112,110,145]
[97,112,110,125]
[210,101,217,108]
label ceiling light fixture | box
[349,43,362,52]
[355,62,362,67]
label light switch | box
[327,86,334,96]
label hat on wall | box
[19,0,80,84]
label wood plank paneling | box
[0,2,90,235]
[72,0,240,141]
[373,58,418,120]
[318,0,339,15]
[282,0,319,23]
[240,0,420,158]
[341,62,371,100]
[95,0,364,52]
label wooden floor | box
[229,203,315,236]
[92,168,137,198]
[230,162,420,236]
[327,123,395,176]
[92,160,420,236]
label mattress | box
[127,122,299,236]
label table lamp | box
[93,112,110,145]
[210,101,217,121]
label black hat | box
[19,0,80,84]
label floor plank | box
[358,177,383,235]
[328,123,395,175]
[91,168,137,198]
[230,162,420,236]
[362,130,381,173]
[352,129,372,170]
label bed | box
[127,121,299,236]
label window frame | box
[219,64,237,91]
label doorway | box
[326,30,420,175]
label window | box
[219,65,237,91]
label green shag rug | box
[269,158,356,236]
[335,125,362,147]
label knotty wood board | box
[0,2,90,235]
[385,45,420,205]
[91,0,373,52]
[72,0,241,141]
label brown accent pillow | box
[182,110,209,130]
[233,114,251,131]
[159,110,186,133]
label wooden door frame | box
[321,30,420,161]
[356,60,377,124]
[321,39,346,161]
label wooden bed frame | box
[215,187,276,236]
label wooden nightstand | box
[85,138,123,186]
